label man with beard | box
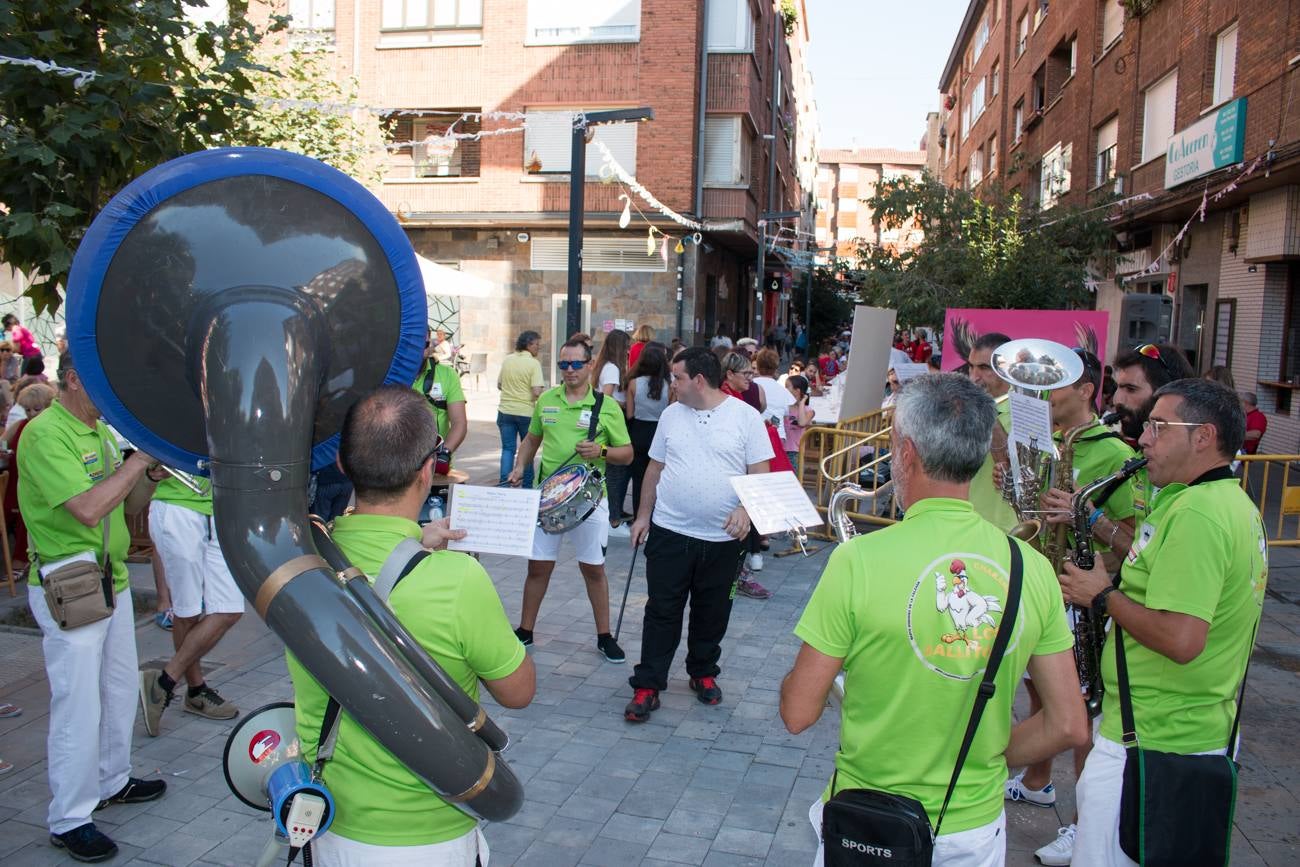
[1091,343,1192,558]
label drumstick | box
[614,542,640,642]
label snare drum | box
[537,464,605,535]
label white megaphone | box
[223,702,335,861]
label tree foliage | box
[853,173,1114,330]
[0,0,284,313]
[793,258,858,349]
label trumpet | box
[118,434,209,494]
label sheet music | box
[729,471,823,537]
[447,485,540,558]
[893,362,929,383]
[1008,392,1055,453]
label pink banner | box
[940,309,1110,371]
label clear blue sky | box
[806,0,971,151]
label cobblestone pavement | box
[0,397,1296,865]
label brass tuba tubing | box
[201,291,522,822]
[309,518,510,752]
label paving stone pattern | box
[0,411,1296,865]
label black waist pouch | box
[823,789,933,866]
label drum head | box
[540,464,590,508]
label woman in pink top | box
[2,315,40,360]
[783,374,814,475]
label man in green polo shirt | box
[20,355,167,862]
[290,385,534,865]
[1009,348,1138,864]
[1091,342,1194,559]
[1061,378,1266,865]
[412,326,467,461]
[506,337,633,663]
[138,476,242,738]
[780,374,1087,865]
[966,332,1019,533]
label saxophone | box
[829,483,869,542]
[1043,420,1095,572]
[1068,455,1149,717]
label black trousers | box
[629,523,745,691]
[628,418,658,516]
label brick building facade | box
[816,148,928,261]
[937,0,1300,452]
[264,0,814,382]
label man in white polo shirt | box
[625,347,772,721]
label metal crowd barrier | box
[1238,454,1300,546]
[797,408,900,540]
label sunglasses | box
[1136,343,1172,377]
[557,360,588,371]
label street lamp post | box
[754,209,801,341]
[566,107,655,339]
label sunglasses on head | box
[1136,343,1172,377]
[557,360,587,371]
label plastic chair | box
[468,352,488,389]
[0,472,16,596]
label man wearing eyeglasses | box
[1092,343,1193,558]
[1060,379,1266,866]
[507,337,633,662]
[1007,348,1138,865]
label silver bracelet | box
[1108,522,1121,547]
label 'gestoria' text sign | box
[1165,98,1247,189]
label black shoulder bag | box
[1114,619,1252,866]
[821,536,1024,866]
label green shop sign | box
[1165,98,1247,189]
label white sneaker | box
[608,522,631,538]
[747,552,764,571]
[1034,824,1076,865]
[1004,772,1056,807]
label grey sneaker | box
[138,670,173,737]
[184,686,238,720]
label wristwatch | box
[1091,585,1118,618]
[599,446,608,458]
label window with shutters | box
[523,109,638,177]
[990,61,999,97]
[1016,12,1028,57]
[380,0,481,46]
[1141,70,1178,163]
[969,147,983,188]
[1100,0,1123,51]
[526,0,641,45]
[289,0,334,45]
[971,79,986,122]
[1094,116,1118,188]
[707,0,755,52]
[385,111,481,180]
[838,196,858,213]
[530,236,667,272]
[1013,99,1024,143]
[703,116,751,187]
[988,134,998,176]
[1213,24,1237,106]
[974,15,990,62]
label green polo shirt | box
[19,400,131,593]
[152,475,213,515]
[411,359,465,441]
[1056,418,1137,555]
[286,513,526,846]
[1100,475,1267,753]
[969,398,1017,532]
[795,498,1074,834]
[528,384,631,483]
[1130,465,1158,523]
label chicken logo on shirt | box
[935,559,1003,648]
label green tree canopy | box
[853,173,1113,330]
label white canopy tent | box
[415,254,494,298]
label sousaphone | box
[64,147,522,821]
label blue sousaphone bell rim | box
[63,147,428,474]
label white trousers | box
[809,798,1006,867]
[310,825,487,866]
[1074,734,1227,867]
[31,588,138,834]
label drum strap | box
[587,391,605,442]
[313,538,431,780]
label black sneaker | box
[690,676,723,705]
[624,688,660,722]
[597,633,625,663]
[50,823,117,862]
[96,777,167,810]
[514,627,534,646]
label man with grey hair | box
[1061,378,1265,866]
[780,373,1086,866]
[1240,390,1266,454]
